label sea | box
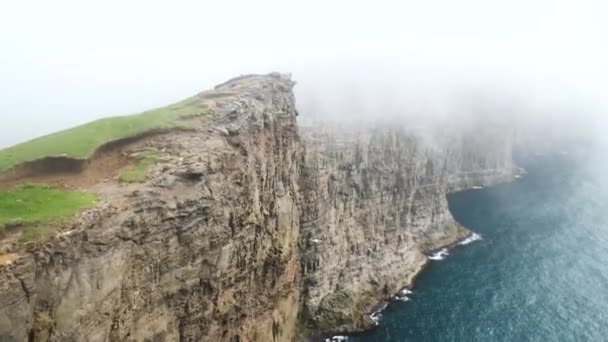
[350,147,608,341]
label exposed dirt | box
[0,129,185,259]
[0,253,17,265]
[0,129,178,191]
[0,102,218,265]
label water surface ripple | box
[352,154,608,341]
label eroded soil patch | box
[0,253,18,265]
[0,130,175,190]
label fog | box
[0,0,606,148]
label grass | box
[119,151,158,183]
[0,184,97,242]
[0,98,205,172]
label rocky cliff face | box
[298,125,515,333]
[0,73,517,341]
[0,74,302,342]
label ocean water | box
[351,152,608,342]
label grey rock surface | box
[0,73,517,341]
[298,125,515,333]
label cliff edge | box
[0,73,517,341]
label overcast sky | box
[0,0,606,148]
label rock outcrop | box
[0,73,517,341]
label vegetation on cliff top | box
[0,98,204,172]
[0,184,97,241]
[119,151,159,183]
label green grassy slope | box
[0,98,204,172]
[0,184,96,227]
[0,184,97,242]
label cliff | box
[298,125,515,334]
[0,73,517,341]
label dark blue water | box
[352,153,608,341]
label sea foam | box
[369,303,388,325]
[428,248,449,260]
[458,232,482,246]
[395,288,413,301]
[370,312,382,325]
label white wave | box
[428,248,449,260]
[370,312,382,325]
[395,295,411,302]
[394,288,413,301]
[331,336,348,342]
[458,233,482,246]
[472,185,484,190]
[399,288,413,295]
[515,174,522,179]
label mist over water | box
[351,147,608,341]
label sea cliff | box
[0,73,517,341]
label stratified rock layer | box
[0,74,301,342]
[298,125,515,333]
[0,73,517,341]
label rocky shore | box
[311,228,490,341]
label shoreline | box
[318,229,480,342]
[316,171,524,341]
